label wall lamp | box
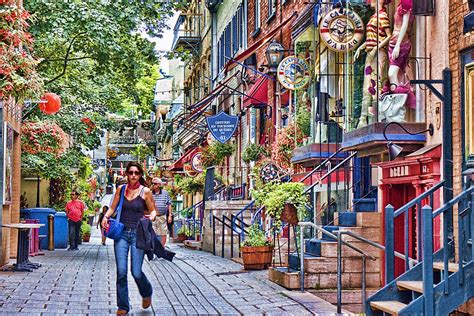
[383,122,434,160]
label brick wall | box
[247,0,307,142]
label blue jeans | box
[114,230,152,312]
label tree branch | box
[45,32,87,85]
[40,55,93,64]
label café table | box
[1,223,44,272]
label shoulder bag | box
[105,186,125,240]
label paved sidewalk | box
[0,228,340,315]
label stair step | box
[433,261,459,272]
[397,280,423,293]
[334,212,357,227]
[370,301,407,315]
[322,226,339,241]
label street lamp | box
[383,122,434,160]
[266,39,284,72]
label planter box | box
[241,245,274,270]
[173,234,187,243]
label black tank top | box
[120,186,147,230]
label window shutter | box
[232,13,238,54]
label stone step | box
[268,267,381,290]
[310,288,380,314]
[288,253,381,274]
[352,198,377,212]
[338,227,381,243]
[334,212,381,228]
[333,212,357,227]
[321,226,340,241]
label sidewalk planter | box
[82,233,91,242]
[175,233,187,243]
[241,245,274,270]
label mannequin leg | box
[388,65,401,91]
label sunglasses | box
[152,182,161,185]
[128,171,141,176]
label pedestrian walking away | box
[151,177,172,246]
[65,190,85,251]
[101,162,157,315]
[97,205,109,245]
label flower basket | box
[281,203,299,226]
[240,245,274,270]
[175,233,187,243]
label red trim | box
[168,147,201,171]
[225,12,297,72]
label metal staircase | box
[367,184,474,315]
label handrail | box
[432,186,474,217]
[299,221,415,314]
[304,152,357,194]
[299,147,345,183]
[386,180,445,282]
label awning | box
[243,78,291,108]
[168,147,200,171]
[243,76,268,108]
[225,12,297,72]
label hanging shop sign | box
[191,152,203,173]
[319,8,364,52]
[277,56,311,91]
[206,111,239,144]
[183,162,199,177]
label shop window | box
[465,64,474,158]
[253,0,261,34]
[267,0,276,22]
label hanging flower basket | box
[281,203,299,226]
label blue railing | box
[385,180,445,282]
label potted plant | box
[252,182,307,228]
[240,224,274,270]
[242,143,269,163]
[176,225,192,242]
[81,221,92,242]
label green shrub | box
[242,224,271,247]
[81,221,91,235]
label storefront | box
[378,144,442,277]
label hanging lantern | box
[39,93,61,114]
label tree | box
[24,0,181,113]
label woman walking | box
[97,205,109,245]
[101,162,157,315]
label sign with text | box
[206,111,239,144]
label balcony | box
[342,122,427,157]
[171,14,201,53]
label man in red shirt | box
[65,191,85,250]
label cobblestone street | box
[0,228,341,315]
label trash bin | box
[53,211,68,249]
[106,185,113,195]
[21,208,56,250]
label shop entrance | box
[378,145,442,279]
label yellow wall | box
[20,177,50,209]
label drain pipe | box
[211,8,218,89]
[299,226,304,292]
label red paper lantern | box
[39,93,61,114]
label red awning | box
[168,147,200,171]
[225,12,297,72]
[243,76,268,108]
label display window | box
[291,0,422,140]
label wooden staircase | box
[366,185,474,315]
